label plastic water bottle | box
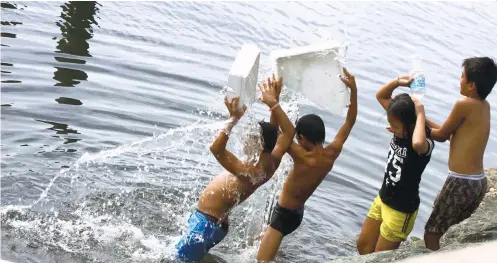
[409,55,426,100]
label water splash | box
[1,88,301,262]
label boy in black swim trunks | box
[256,68,358,261]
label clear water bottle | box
[409,55,426,100]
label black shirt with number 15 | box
[379,134,434,213]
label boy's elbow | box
[375,92,382,102]
[209,145,219,155]
[281,133,294,145]
[281,126,295,138]
[432,131,449,142]
[277,134,294,152]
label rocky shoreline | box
[332,168,497,263]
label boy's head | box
[295,114,325,150]
[258,121,278,152]
[460,57,497,99]
[386,93,416,140]
[242,121,277,158]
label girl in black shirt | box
[356,76,434,255]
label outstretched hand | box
[272,73,283,101]
[224,96,246,121]
[258,76,279,108]
[340,67,357,91]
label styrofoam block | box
[227,44,260,109]
[271,41,349,115]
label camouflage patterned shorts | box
[425,171,488,234]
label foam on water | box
[1,203,181,262]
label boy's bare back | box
[447,97,490,174]
[277,68,358,209]
[198,169,266,220]
[256,68,357,262]
[279,147,337,209]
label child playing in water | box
[176,75,295,261]
[423,57,497,251]
[257,68,358,261]
[356,75,435,254]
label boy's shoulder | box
[456,96,475,106]
[457,96,489,106]
[453,96,488,113]
[293,149,332,167]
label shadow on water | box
[0,2,26,10]
[35,119,82,145]
[55,97,83,105]
[36,120,81,148]
[1,3,23,41]
[53,1,100,87]
[35,119,81,135]
[1,32,16,38]
[1,21,22,26]
[1,2,24,83]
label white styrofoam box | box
[271,41,349,115]
[227,44,261,109]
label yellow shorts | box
[367,195,418,242]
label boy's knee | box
[356,237,375,255]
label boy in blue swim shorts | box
[176,75,295,261]
[176,209,229,260]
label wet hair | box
[387,93,417,141]
[295,114,325,144]
[462,57,497,99]
[258,121,278,153]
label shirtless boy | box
[256,68,358,261]
[176,76,294,261]
[424,57,497,250]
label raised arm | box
[259,76,295,163]
[376,75,413,110]
[267,74,305,160]
[269,73,283,128]
[377,76,444,140]
[411,98,431,154]
[209,96,249,175]
[326,68,357,156]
